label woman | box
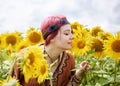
[12,15,91,86]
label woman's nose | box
[70,33,74,40]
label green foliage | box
[0,49,120,86]
[0,49,16,80]
[75,54,120,86]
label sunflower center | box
[6,35,16,45]
[92,39,103,52]
[28,53,35,65]
[29,32,41,43]
[40,65,46,75]
[111,40,120,52]
[77,41,85,49]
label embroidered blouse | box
[12,50,81,86]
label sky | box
[0,0,120,34]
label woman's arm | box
[66,60,91,86]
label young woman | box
[12,15,91,86]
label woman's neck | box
[44,44,63,62]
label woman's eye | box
[64,33,69,35]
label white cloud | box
[0,0,119,33]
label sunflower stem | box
[101,59,104,78]
[114,61,117,86]
[118,59,120,71]
[6,57,16,82]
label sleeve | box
[11,56,25,85]
[66,53,82,86]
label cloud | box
[0,0,119,33]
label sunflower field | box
[0,22,120,86]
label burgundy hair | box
[40,15,69,45]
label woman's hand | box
[76,61,92,77]
[80,61,91,71]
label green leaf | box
[95,78,111,85]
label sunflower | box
[19,46,49,83]
[98,32,113,40]
[37,60,49,84]
[25,29,44,45]
[104,33,120,61]
[0,34,3,50]
[71,21,84,30]
[6,44,14,55]
[117,31,120,36]
[73,27,89,38]
[91,37,105,58]
[71,33,92,57]
[0,77,20,86]
[2,32,22,49]
[15,40,30,52]
[90,26,104,37]
[26,26,36,33]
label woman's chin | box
[66,47,72,50]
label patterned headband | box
[42,17,70,39]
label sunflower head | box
[18,46,49,83]
[117,31,120,36]
[21,46,44,68]
[2,32,22,49]
[91,38,103,52]
[6,35,16,46]
[26,26,36,33]
[71,33,92,57]
[26,52,35,65]
[104,33,120,61]
[37,60,49,84]
[6,44,14,55]
[90,26,104,37]
[15,40,30,52]
[40,64,47,75]
[111,40,120,53]
[73,26,89,39]
[91,37,105,58]
[98,32,113,40]
[0,34,3,50]
[77,40,85,49]
[26,30,44,45]
[71,21,83,30]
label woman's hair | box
[40,15,70,45]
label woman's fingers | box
[80,61,92,72]
[86,65,92,70]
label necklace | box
[48,54,54,63]
[44,49,59,69]
[44,49,54,63]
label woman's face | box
[52,24,74,50]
